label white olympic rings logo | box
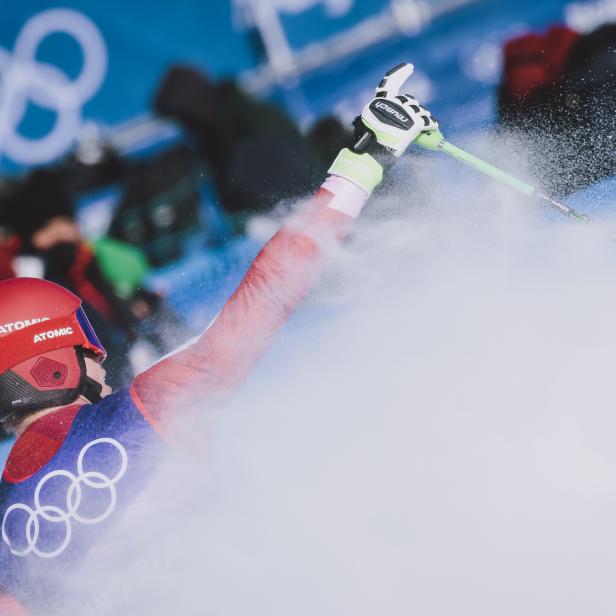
[0,8,107,164]
[1,438,128,559]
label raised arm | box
[131,63,438,428]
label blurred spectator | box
[497,24,616,196]
[308,116,354,170]
[0,167,192,393]
[0,168,135,389]
[61,123,126,194]
[154,65,349,220]
[108,145,205,266]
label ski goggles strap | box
[0,312,107,375]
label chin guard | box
[0,348,103,428]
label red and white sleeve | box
[131,174,371,427]
[0,591,28,615]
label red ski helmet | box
[0,277,107,427]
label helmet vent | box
[30,358,68,388]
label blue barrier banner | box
[272,0,578,132]
[0,0,604,172]
[0,1,257,170]
[274,0,390,49]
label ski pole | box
[414,130,592,224]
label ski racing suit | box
[0,171,372,613]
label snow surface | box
[52,147,616,615]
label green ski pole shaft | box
[440,141,534,197]
[414,131,592,224]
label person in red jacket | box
[0,63,437,613]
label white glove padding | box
[354,63,438,158]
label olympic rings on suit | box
[1,438,128,559]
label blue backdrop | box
[0,0,593,172]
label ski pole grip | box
[414,129,445,150]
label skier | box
[0,63,437,613]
